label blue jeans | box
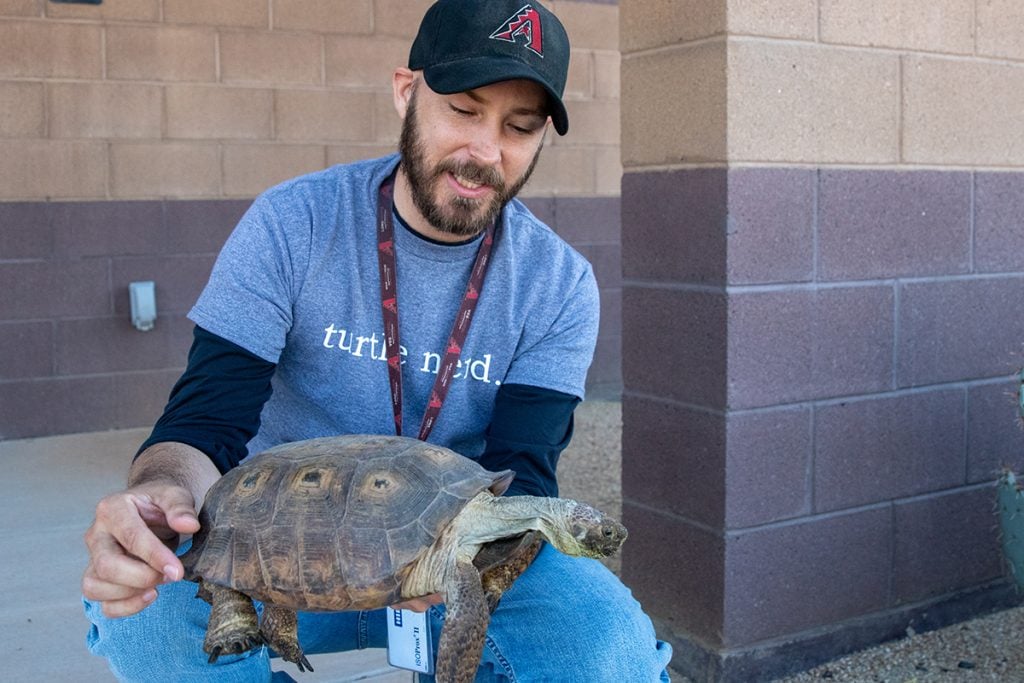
[85,543,673,682]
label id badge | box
[386,607,434,675]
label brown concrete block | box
[106,25,216,82]
[622,41,727,167]
[273,0,372,33]
[978,0,1024,60]
[0,321,52,380]
[727,0,816,39]
[564,50,594,99]
[111,143,220,198]
[904,56,1024,166]
[221,30,322,85]
[594,145,622,196]
[821,0,974,53]
[728,41,899,164]
[0,21,101,78]
[325,35,408,88]
[0,82,43,137]
[551,1,618,50]
[522,146,594,196]
[620,0,725,53]
[0,260,110,319]
[559,99,620,145]
[372,0,434,38]
[374,92,402,143]
[48,83,162,139]
[163,0,268,27]
[326,144,397,167]
[275,89,374,141]
[0,140,106,199]
[222,144,325,197]
[593,50,620,99]
[165,85,273,140]
[0,0,40,17]
[45,0,158,21]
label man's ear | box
[393,67,416,120]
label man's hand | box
[82,482,201,618]
[391,594,444,613]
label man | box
[82,1,672,680]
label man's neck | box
[393,166,486,244]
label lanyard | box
[376,173,497,441]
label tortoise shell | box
[181,434,513,612]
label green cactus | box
[998,469,1024,590]
[997,367,1024,590]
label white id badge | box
[386,607,435,675]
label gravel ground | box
[567,401,1024,682]
[774,605,1024,682]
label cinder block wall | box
[0,0,622,439]
[621,0,1024,680]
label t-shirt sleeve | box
[502,266,600,400]
[188,194,308,363]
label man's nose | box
[468,127,501,167]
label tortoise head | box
[552,500,628,559]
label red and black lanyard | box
[376,172,497,441]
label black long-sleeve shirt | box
[138,326,579,497]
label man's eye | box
[450,105,473,116]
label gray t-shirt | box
[190,154,599,458]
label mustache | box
[433,159,505,193]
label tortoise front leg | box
[475,532,542,613]
[261,605,313,673]
[437,559,490,683]
[201,581,264,663]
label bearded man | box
[81,1,672,680]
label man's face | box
[398,78,548,239]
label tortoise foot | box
[261,604,313,673]
[206,631,265,664]
[202,581,264,664]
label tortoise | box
[180,434,627,682]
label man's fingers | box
[391,593,444,612]
[90,491,186,582]
[84,532,166,590]
[98,590,160,619]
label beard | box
[398,90,543,239]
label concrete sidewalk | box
[0,402,623,682]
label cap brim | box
[422,57,569,135]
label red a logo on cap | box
[490,4,544,57]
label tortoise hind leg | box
[437,559,490,683]
[261,605,313,673]
[201,581,264,663]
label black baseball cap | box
[408,0,571,135]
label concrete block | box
[728,41,899,164]
[110,143,220,198]
[275,89,374,142]
[0,140,107,199]
[904,56,1024,166]
[818,170,971,280]
[977,0,1024,60]
[106,25,216,82]
[622,41,727,167]
[166,85,273,140]
[0,21,101,78]
[48,82,163,140]
[727,285,895,409]
[272,0,373,33]
[814,389,966,512]
[220,30,322,85]
[975,172,1024,273]
[898,277,1024,387]
[820,0,974,53]
[222,144,326,197]
[0,81,43,137]
[163,0,268,27]
[620,0,725,53]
